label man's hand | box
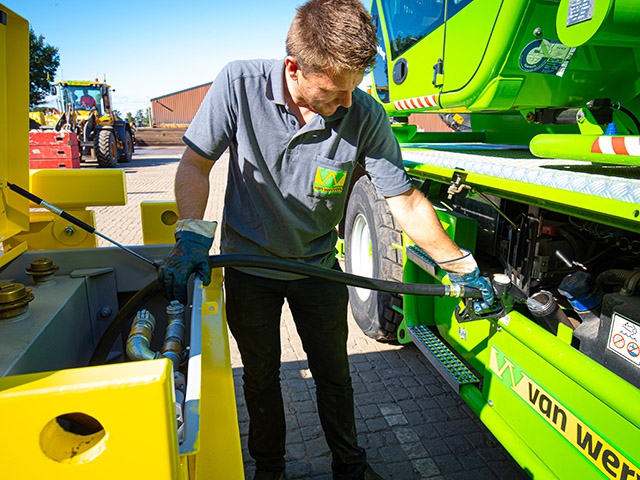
[438,249,496,309]
[158,220,216,305]
[447,268,495,308]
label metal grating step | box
[406,244,437,276]
[408,324,479,393]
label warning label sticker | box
[607,313,640,367]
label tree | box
[134,109,151,127]
[29,28,60,108]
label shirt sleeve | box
[357,94,412,198]
[183,64,238,161]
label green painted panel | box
[402,154,640,234]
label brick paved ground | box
[93,147,529,480]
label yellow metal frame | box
[29,169,127,208]
[2,7,244,477]
[141,200,179,245]
[0,359,181,478]
[180,268,245,479]
[0,269,244,479]
[0,5,30,266]
[9,210,98,249]
[2,169,128,251]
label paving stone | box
[413,457,441,478]
[433,454,464,473]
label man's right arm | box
[175,146,216,220]
[157,146,217,304]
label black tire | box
[344,176,404,341]
[119,131,133,163]
[96,129,117,167]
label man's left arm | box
[385,186,468,267]
[385,186,496,308]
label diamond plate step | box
[408,324,479,393]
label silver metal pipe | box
[126,309,157,361]
[161,301,186,370]
[126,302,186,370]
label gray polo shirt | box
[184,58,411,279]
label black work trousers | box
[224,265,366,479]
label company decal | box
[313,167,347,195]
[489,346,640,479]
[519,39,576,77]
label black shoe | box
[361,463,385,480]
[253,469,285,480]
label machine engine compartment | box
[449,184,640,388]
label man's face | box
[295,68,364,117]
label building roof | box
[150,82,213,102]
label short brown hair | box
[286,0,378,76]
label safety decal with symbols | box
[607,313,640,367]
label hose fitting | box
[126,309,157,361]
[161,301,186,370]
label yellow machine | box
[30,78,135,167]
[0,5,244,478]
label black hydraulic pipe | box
[6,181,157,268]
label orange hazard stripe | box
[613,136,629,155]
[393,95,438,111]
[591,136,640,156]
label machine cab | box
[58,82,112,116]
[370,0,476,108]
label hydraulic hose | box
[208,254,481,297]
[89,253,482,365]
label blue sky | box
[6,0,304,114]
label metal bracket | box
[455,298,505,323]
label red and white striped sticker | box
[393,94,439,111]
[591,136,640,156]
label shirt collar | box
[266,59,287,106]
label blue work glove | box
[158,220,216,305]
[438,249,495,309]
[448,267,495,308]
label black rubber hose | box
[597,269,634,287]
[208,254,481,297]
[89,253,482,365]
[617,105,640,135]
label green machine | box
[343,0,640,477]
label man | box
[159,0,494,479]
[79,88,96,109]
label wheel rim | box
[109,136,116,159]
[350,213,373,301]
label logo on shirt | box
[313,167,347,195]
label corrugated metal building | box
[150,83,454,132]
[150,82,212,127]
